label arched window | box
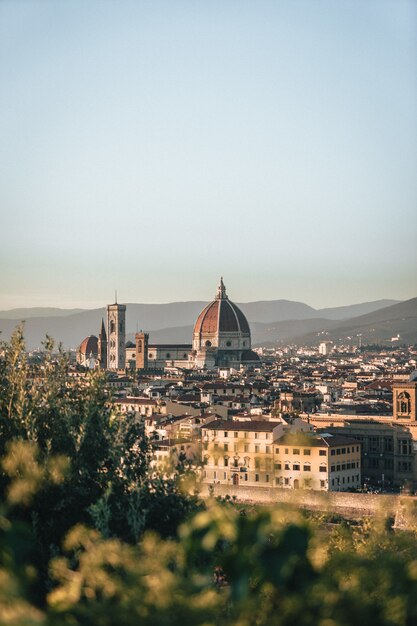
[397,392,411,415]
[110,320,115,334]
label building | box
[79,278,259,373]
[305,380,417,488]
[275,432,361,491]
[76,335,98,368]
[201,419,360,491]
[107,301,126,370]
[192,278,260,369]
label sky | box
[1,0,416,310]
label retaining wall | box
[199,483,414,520]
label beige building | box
[274,432,361,491]
[200,418,359,491]
[304,380,417,489]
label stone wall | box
[200,483,412,521]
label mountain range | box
[1,297,415,350]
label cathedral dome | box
[78,335,98,357]
[193,279,251,356]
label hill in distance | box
[0,298,404,350]
[293,297,417,347]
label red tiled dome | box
[193,279,250,337]
[78,335,98,357]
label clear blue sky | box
[1,0,416,309]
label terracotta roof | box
[194,299,250,336]
[203,419,279,432]
[78,335,98,357]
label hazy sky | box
[1,0,416,310]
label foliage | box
[0,327,200,600]
[2,327,417,625]
[2,456,417,626]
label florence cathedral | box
[77,278,259,371]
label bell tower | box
[393,381,417,421]
[135,332,149,371]
[107,296,126,370]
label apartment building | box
[201,420,361,491]
[275,432,361,491]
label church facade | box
[77,279,259,372]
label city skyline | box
[1,0,416,310]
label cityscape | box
[1,1,417,625]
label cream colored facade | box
[202,420,361,491]
[274,434,361,491]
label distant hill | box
[0,298,407,350]
[317,299,399,321]
[293,297,417,346]
[0,307,84,320]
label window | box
[255,445,260,453]
[369,438,379,453]
[320,480,326,488]
[224,457,229,467]
[266,446,271,454]
[284,478,290,485]
[255,433,259,439]
[341,448,346,454]
[244,444,249,453]
[397,460,412,472]
[384,438,393,453]
[397,391,411,415]
[319,450,326,456]
[224,432,228,438]
[331,450,336,456]
[274,462,282,470]
[255,458,260,469]
[293,464,300,471]
[293,448,300,455]
[398,440,412,455]
[285,448,289,454]
[224,443,229,452]
[303,465,311,472]
[224,472,227,479]
[214,458,218,466]
[319,466,327,473]
[234,432,238,438]
[265,458,271,471]
[244,473,248,481]
[285,463,290,470]
[304,479,312,488]
[303,449,311,456]
[275,448,280,454]
[255,474,259,482]
[265,474,270,483]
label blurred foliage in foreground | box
[2,328,417,625]
[2,447,417,626]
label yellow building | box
[274,432,361,491]
[202,420,282,487]
[201,420,361,491]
